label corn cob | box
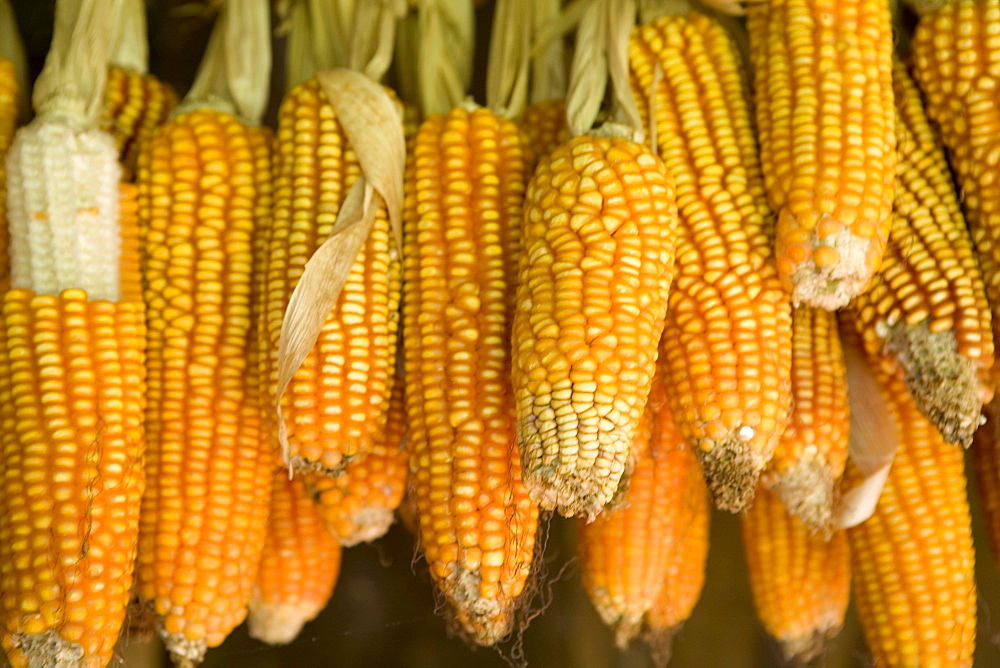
[763,305,848,529]
[404,106,539,644]
[630,12,793,512]
[248,469,342,646]
[747,0,896,309]
[259,76,401,476]
[519,98,567,167]
[118,182,142,305]
[845,337,976,666]
[742,485,850,663]
[310,374,408,546]
[0,56,16,292]
[579,356,710,648]
[852,60,993,448]
[100,65,177,180]
[974,398,1000,566]
[136,108,273,663]
[911,0,1000,391]
[0,102,145,667]
[512,134,677,518]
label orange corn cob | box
[310,374,408,546]
[100,65,177,180]
[259,77,401,475]
[512,135,677,519]
[630,12,793,512]
[579,357,710,648]
[248,470,342,646]
[742,486,850,663]
[519,98,568,167]
[911,0,1000,390]
[136,108,274,664]
[852,59,993,447]
[1,97,144,667]
[747,0,896,309]
[0,56,16,292]
[974,398,1000,566]
[118,182,142,305]
[763,305,848,529]
[845,341,976,666]
[404,107,539,645]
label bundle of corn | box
[513,0,678,518]
[578,353,709,649]
[0,1,145,665]
[762,305,848,529]
[742,486,850,663]
[841,315,977,666]
[747,0,896,309]
[310,372,408,546]
[851,59,993,448]
[630,9,793,513]
[133,1,275,663]
[247,471,342,646]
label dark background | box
[7,1,1000,666]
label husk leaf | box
[403,0,474,115]
[0,0,28,111]
[835,337,899,529]
[606,0,642,141]
[275,69,405,462]
[349,0,406,82]
[485,0,532,117]
[110,0,149,72]
[566,0,607,137]
[285,0,344,88]
[529,0,566,103]
[33,0,118,121]
[184,0,270,125]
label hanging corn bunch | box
[0,1,145,665]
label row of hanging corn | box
[1,0,1000,665]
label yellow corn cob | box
[845,342,976,666]
[974,398,1000,566]
[136,107,274,664]
[519,98,568,167]
[100,65,177,180]
[747,0,896,309]
[512,135,677,519]
[763,305,848,529]
[630,12,793,512]
[579,356,710,648]
[118,182,142,305]
[0,103,145,667]
[742,485,850,663]
[259,76,401,475]
[911,0,1000,390]
[0,56,16,292]
[852,60,993,448]
[248,469,342,646]
[310,374,408,546]
[404,107,539,645]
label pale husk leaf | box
[33,0,118,121]
[566,0,607,137]
[184,0,271,125]
[349,0,406,82]
[835,338,899,529]
[0,0,29,105]
[409,0,475,115]
[110,0,148,73]
[529,0,566,103]
[275,69,405,461]
[605,0,642,142]
[485,0,532,118]
[285,0,341,88]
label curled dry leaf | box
[274,68,405,462]
[835,337,899,529]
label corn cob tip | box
[247,600,319,646]
[125,599,160,645]
[780,222,878,311]
[766,455,836,534]
[160,632,206,667]
[289,454,348,478]
[612,616,643,650]
[445,566,516,646]
[696,435,766,513]
[643,624,681,668]
[337,508,396,548]
[884,322,985,448]
[779,626,842,665]
[6,630,85,667]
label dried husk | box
[395,0,474,115]
[110,0,148,72]
[274,69,405,462]
[0,0,28,119]
[183,0,271,125]
[530,0,566,103]
[835,336,899,529]
[485,0,532,117]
